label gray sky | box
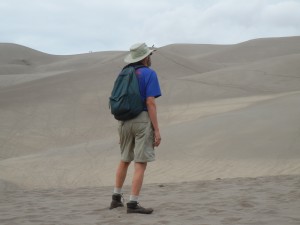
[1,0,300,55]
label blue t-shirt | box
[135,67,161,111]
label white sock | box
[129,195,139,202]
[113,187,122,195]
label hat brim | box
[124,49,155,63]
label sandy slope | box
[0,37,300,190]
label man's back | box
[135,67,161,111]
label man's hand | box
[154,130,161,147]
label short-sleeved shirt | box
[135,67,161,111]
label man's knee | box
[120,161,131,168]
[134,162,147,171]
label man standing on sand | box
[109,43,162,214]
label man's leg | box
[110,160,130,210]
[130,162,147,199]
[127,162,153,214]
[115,160,131,190]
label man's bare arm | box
[146,97,161,147]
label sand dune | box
[1,37,300,224]
[197,36,300,63]
[1,36,300,189]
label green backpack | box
[109,65,145,121]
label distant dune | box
[0,36,300,190]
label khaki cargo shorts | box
[118,112,155,162]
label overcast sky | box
[1,0,300,55]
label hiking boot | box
[109,194,124,209]
[127,201,153,214]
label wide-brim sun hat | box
[124,43,155,63]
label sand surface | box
[1,37,300,224]
[1,175,300,225]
